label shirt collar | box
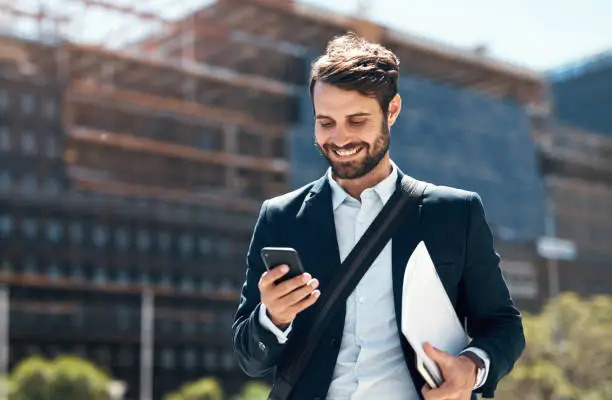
[327,161,399,210]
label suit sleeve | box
[461,193,526,398]
[232,200,291,377]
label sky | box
[303,0,612,71]
[8,0,612,72]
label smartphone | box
[260,247,305,283]
[416,355,443,389]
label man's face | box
[313,82,398,180]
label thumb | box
[423,342,453,367]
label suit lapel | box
[391,170,424,321]
[295,176,341,285]
[391,171,426,389]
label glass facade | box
[290,73,547,240]
[550,55,612,137]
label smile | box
[333,146,363,157]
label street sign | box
[537,237,577,261]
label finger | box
[269,273,313,298]
[424,383,458,400]
[423,342,453,367]
[259,265,290,289]
[287,289,320,314]
[421,385,436,400]
[281,278,319,305]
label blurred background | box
[0,0,611,399]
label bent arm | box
[461,193,526,397]
[232,200,290,377]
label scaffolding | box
[2,1,552,215]
[3,1,586,398]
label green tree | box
[49,356,113,400]
[233,381,272,400]
[163,377,224,400]
[9,356,53,400]
[496,293,612,400]
[9,355,114,400]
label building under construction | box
[1,0,611,398]
[549,51,612,137]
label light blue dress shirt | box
[260,162,490,399]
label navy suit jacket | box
[232,169,525,399]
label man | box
[232,33,525,400]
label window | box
[115,227,130,250]
[117,346,133,367]
[179,233,193,256]
[201,319,214,334]
[45,178,59,195]
[0,126,9,151]
[217,238,231,258]
[179,277,194,292]
[183,349,197,370]
[159,273,172,288]
[23,259,38,276]
[161,348,175,370]
[21,92,35,115]
[46,219,63,242]
[1,260,12,274]
[93,268,107,285]
[0,171,11,191]
[69,221,83,243]
[70,264,84,282]
[181,320,196,335]
[158,231,171,252]
[72,345,86,358]
[117,306,131,331]
[44,98,56,120]
[21,217,38,239]
[219,278,234,292]
[0,215,12,237]
[221,350,235,371]
[21,131,37,154]
[200,279,213,292]
[139,272,151,286]
[202,349,216,370]
[48,263,62,280]
[0,88,8,111]
[20,174,38,193]
[94,346,111,367]
[137,229,151,252]
[117,269,130,286]
[92,225,108,247]
[198,237,212,255]
[46,136,57,158]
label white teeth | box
[335,147,360,156]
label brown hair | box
[309,32,400,116]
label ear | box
[387,94,402,127]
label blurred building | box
[1,0,610,399]
[533,117,612,299]
[549,51,612,136]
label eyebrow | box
[315,112,372,120]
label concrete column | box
[223,124,238,193]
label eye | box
[350,120,366,126]
[319,122,334,128]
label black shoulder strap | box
[269,176,429,400]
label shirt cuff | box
[461,347,490,390]
[258,303,293,344]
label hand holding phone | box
[258,247,320,328]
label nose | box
[328,126,352,148]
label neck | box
[334,155,392,199]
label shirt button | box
[358,297,365,303]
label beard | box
[315,119,390,180]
